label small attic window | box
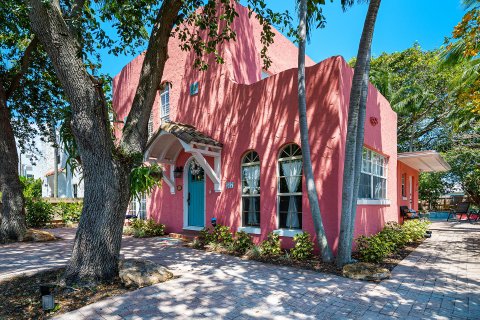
[261,70,271,80]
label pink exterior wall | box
[397,162,420,221]
[112,4,398,253]
[339,69,399,240]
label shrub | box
[57,202,83,224]
[25,199,54,228]
[199,227,212,246]
[356,219,431,263]
[402,219,430,243]
[356,234,393,263]
[200,225,234,247]
[260,232,282,257]
[130,219,165,238]
[212,225,234,246]
[380,222,406,251]
[290,232,314,261]
[233,231,254,254]
[245,245,262,259]
[20,177,42,199]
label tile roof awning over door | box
[398,150,451,172]
[145,122,223,193]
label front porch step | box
[168,231,200,242]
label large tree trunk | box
[0,85,26,243]
[65,159,131,284]
[28,0,182,284]
[337,0,381,267]
[297,0,333,262]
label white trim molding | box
[357,199,391,206]
[273,229,303,238]
[183,156,206,230]
[183,226,204,231]
[238,226,261,235]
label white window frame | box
[160,85,170,123]
[147,112,154,138]
[358,148,388,201]
[401,173,407,200]
[276,144,303,230]
[241,150,261,228]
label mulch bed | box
[188,239,425,279]
[0,268,137,320]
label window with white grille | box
[148,112,154,137]
[160,85,170,123]
[241,151,260,227]
[278,144,303,229]
[359,148,388,200]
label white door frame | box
[183,156,206,231]
[409,176,413,207]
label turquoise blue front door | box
[187,162,205,227]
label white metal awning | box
[144,122,222,193]
[397,150,450,172]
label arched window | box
[278,144,302,229]
[241,151,260,227]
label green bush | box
[402,219,431,242]
[290,232,314,261]
[20,177,42,199]
[260,232,282,257]
[380,222,407,251]
[356,219,431,263]
[130,219,165,238]
[57,202,83,223]
[356,234,393,263]
[25,199,54,228]
[200,225,234,246]
[233,231,254,254]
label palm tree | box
[296,0,333,262]
[337,0,382,267]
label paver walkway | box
[1,222,479,319]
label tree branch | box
[5,36,39,100]
[120,0,183,155]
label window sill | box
[273,229,303,238]
[357,199,391,206]
[402,197,407,201]
[238,226,261,235]
[183,226,204,231]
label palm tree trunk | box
[0,84,26,243]
[297,0,333,262]
[337,0,382,267]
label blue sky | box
[100,1,466,77]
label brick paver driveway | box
[1,222,479,319]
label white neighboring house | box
[17,130,84,199]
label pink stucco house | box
[113,4,449,253]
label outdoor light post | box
[40,285,55,311]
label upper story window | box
[241,151,260,227]
[160,85,170,123]
[278,144,302,229]
[148,112,154,138]
[359,148,388,200]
